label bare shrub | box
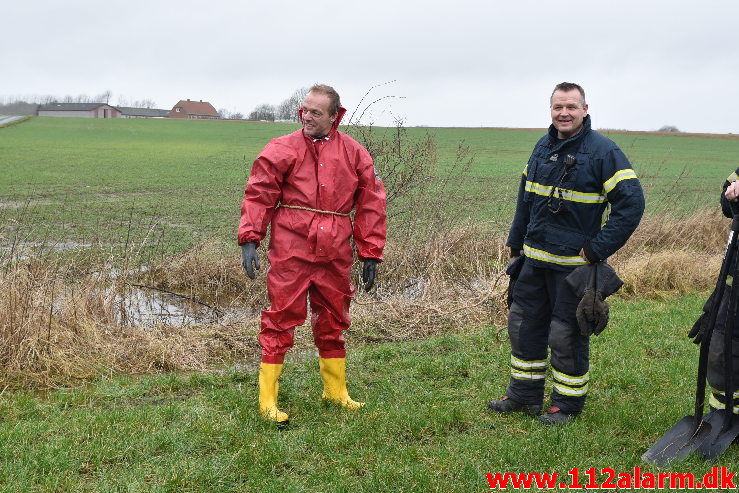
[147,238,265,309]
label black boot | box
[487,396,542,416]
[538,406,577,425]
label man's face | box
[550,89,588,139]
[301,92,336,137]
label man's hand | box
[362,259,377,292]
[241,242,260,280]
[726,181,739,202]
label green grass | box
[0,294,734,492]
[2,117,739,255]
[0,117,301,253]
[2,117,739,490]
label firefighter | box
[487,82,645,424]
[690,169,739,416]
[238,84,387,424]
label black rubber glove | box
[688,316,706,344]
[362,259,377,292]
[688,290,716,344]
[241,242,260,280]
[505,256,525,309]
[576,288,609,336]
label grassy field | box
[0,296,734,492]
[2,117,739,254]
[1,117,739,490]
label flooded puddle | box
[114,284,225,328]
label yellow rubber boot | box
[258,363,289,423]
[319,357,364,410]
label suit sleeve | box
[587,148,645,261]
[237,141,295,246]
[353,146,387,261]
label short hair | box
[308,84,341,116]
[550,82,586,107]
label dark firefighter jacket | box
[507,115,645,271]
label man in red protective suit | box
[238,84,387,424]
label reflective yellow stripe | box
[712,389,739,398]
[524,181,552,195]
[603,169,638,193]
[524,180,606,204]
[510,355,546,381]
[601,203,611,228]
[511,355,547,369]
[552,369,589,396]
[727,171,738,184]
[553,383,589,396]
[523,164,528,177]
[552,369,590,385]
[709,393,739,413]
[511,370,546,381]
[523,244,588,266]
[727,275,733,287]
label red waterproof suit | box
[238,107,387,364]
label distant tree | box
[117,96,156,108]
[217,108,244,120]
[658,125,680,133]
[95,90,113,104]
[276,87,308,122]
[248,104,276,121]
[134,98,156,109]
[0,101,39,115]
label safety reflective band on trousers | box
[552,369,590,397]
[709,390,739,414]
[510,354,547,381]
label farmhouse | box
[37,103,121,118]
[117,107,170,119]
[168,99,219,120]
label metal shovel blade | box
[642,417,712,467]
[697,410,739,461]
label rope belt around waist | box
[279,204,350,217]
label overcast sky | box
[4,0,739,133]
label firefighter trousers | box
[506,261,590,414]
[707,280,739,414]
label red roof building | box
[169,99,219,119]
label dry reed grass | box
[0,209,731,387]
[0,253,259,388]
[612,208,727,298]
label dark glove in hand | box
[576,288,609,336]
[688,290,716,344]
[241,242,260,280]
[507,279,516,309]
[687,315,707,344]
[362,259,377,292]
[505,256,524,309]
